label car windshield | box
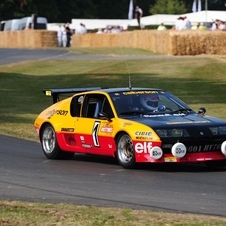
[109,90,194,116]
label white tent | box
[47,10,226,31]
[182,10,226,24]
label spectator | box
[80,23,87,34]
[135,5,143,27]
[96,28,103,34]
[183,16,191,30]
[62,26,67,47]
[175,17,185,30]
[211,20,217,30]
[191,22,207,30]
[191,23,200,30]
[218,20,226,31]
[157,23,167,31]
[65,22,71,47]
[57,25,63,47]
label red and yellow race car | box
[34,86,226,169]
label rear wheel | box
[116,133,135,169]
[41,124,74,159]
[204,160,226,169]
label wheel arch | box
[39,122,55,141]
[114,130,132,157]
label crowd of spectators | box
[58,14,226,47]
[163,16,226,31]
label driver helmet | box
[140,94,159,110]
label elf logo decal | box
[135,142,153,153]
[92,121,100,147]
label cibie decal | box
[135,131,152,136]
[135,142,153,153]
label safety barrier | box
[0,30,226,55]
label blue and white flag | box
[128,0,133,20]
[198,0,202,11]
[192,0,197,12]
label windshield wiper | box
[119,111,144,116]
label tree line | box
[0,0,225,23]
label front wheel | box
[41,124,74,159]
[116,133,135,169]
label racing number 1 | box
[92,121,100,147]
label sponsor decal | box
[164,157,177,162]
[61,128,74,132]
[82,144,92,148]
[136,136,152,140]
[100,123,113,133]
[46,109,68,117]
[108,144,112,148]
[135,131,152,136]
[46,109,55,117]
[55,110,68,116]
[135,142,153,153]
[123,122,132,126]
[167,120,210,125]
[150,147,163,160]
[123,91,158,95]
[144,113,186,118]
[80,136,85,143]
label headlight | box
[172,129,183,137]
[156,129,189,138]
[209,127,218,135]
[210,126,226,135]
[219,126,226,135]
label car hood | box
[126,113,226,128]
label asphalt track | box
[0,48,226,217]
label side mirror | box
[98,112,112,122]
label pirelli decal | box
[92,121,100,147]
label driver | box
[140,94,159,111]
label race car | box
[34,86,226,169]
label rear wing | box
[43,87,102,104]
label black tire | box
[116,133,135,169]
[41,124,74,160]
[204,160,226,169]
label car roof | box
[93,87,163,94]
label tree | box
[150,0,187,15]
[0,0,35,20]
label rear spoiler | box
[43,87,102,104]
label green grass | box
[1,48,226,225]
[1,54,226,141]
[1,200,226,226]
[69,47,161,55]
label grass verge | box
[1,48,226,225]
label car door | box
[74,93,116,155]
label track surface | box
[0,48,226,217]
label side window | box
[102,98,114,118]
[81,94,113,119]
[82,95,99,118]
[70,95,83,117]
